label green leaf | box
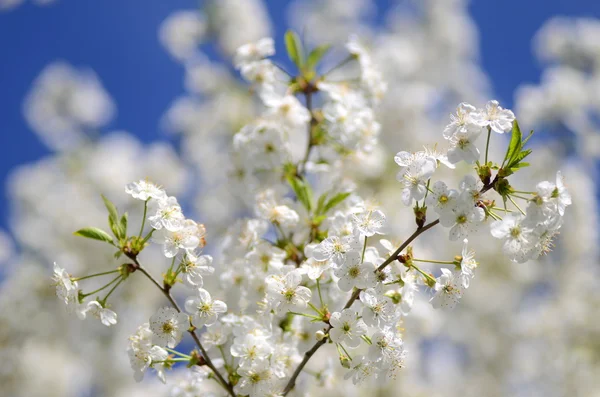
[507,149,532,168]
[315,192,328,215]
[74,227,114,245]
[119,213,128,242]
[511,162,530,170]
[322,192,351,214]
[306,44,331,71]
[287,175,312,212]
[503,120,522,166]
[521,130,534,147]
[101,195,121,238]
[284,30,304,68]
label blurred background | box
[1,1,599,396]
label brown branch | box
[134,260,236,397]
[282,174,499,394]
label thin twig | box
[282,176,499,395]
[135,260,236,397]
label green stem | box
[81,275,122,298]
[164,347,191,359]
[410,263,436,285]
[484,126,492,164]
[512,190,536,195]
[307,302,323,316]
[138,199,149,238]
[338,343,353,360]
[361,236,368,263]
[167,257,176,274]
[288,311,322,320]
[316,279,325,308]
[100,276,124,305]
[142,228,155,244]
[508,195,526,215]
[423,179,432,203]
[412,258,454,265]
[72,269,119,282]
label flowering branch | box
[133,259,236,397]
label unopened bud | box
[315,330,326,341]
[340,355,351,369]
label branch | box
[134,260,236,397]
[282,219,439,395]
[282,175,498,394]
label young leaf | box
[74,227,115,245]
[322,192,351,214]
[287,175,312,212]
[306,44,331,71]
[101,195,120,238]
[507,149,532,168]
[284,30,304,68]
[503,120,522,166]
[315,192,329,215]
[119,213,128,241]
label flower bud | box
[315,330,326,341]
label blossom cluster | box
[52,33,571,397]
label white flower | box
[471,100,515,133]
[443,102,479,139]
[234,359,273,397]
[234,37,275,69]
[266,270,312,313]
[52,262,78,307]
[310,235,361,267]
[430,268,463,310]
[127,323,169,383]
[255,190,300,228]
[201,322,230,349]
[329,309,367,348]
[447,127,482,164]
[490,213,534,263]
[457,239,477,288]
[246,242,286,273]
[368,330,405,366]
[240,59,277,91]
[148,196,185,232]
[439,202,485,241]
[86,300,118,327]
[335,260,376,292]
[125,180,167,201]
[554,171,572,216]
[459,174,484,205]
[352,209,386,237]
[185,288,228,328]
[359,288,395,327]
[397,157,437,205]
[344,356,375,385]
[301,244,331,280]
[527,179,559,223]
[181,253,214,287]
[425,181,459,217]
[230,334,273,368]
[262,92,311,129]
[153,219,204,258]
[149,307,189,348]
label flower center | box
[162,320,175,334]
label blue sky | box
[0,0,599,232]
